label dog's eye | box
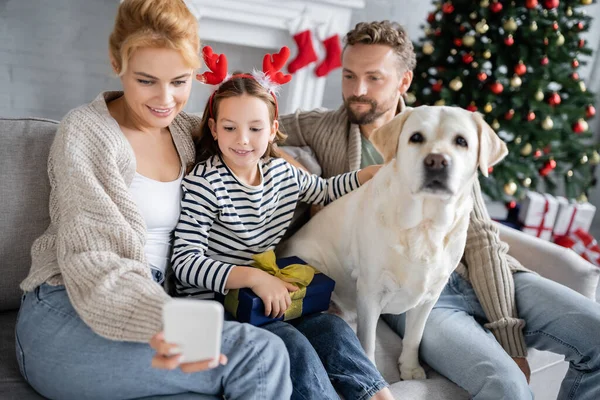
[409,132,425,144]
[455,136,468,148]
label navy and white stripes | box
[171,155,360,298]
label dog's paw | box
[399,364,427,380]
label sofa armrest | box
[495,222,600,300]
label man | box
[278,20,600,399]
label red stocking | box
[288,29,319,74]
[315,34,342,77]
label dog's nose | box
[424,153,451,171]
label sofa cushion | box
[0,118,57,311]
[0,311,45,399]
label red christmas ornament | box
[527,111,536,121]
[505,109,515,120]
[539,166,552,177]
[541,56,549,66]
[435,28,442,37]
[490,1,503,12]
[543,0,559,9]
[467,103,478,112]
[572,59,580,68]
[432,81,443,92]
[552,22,559,30]
[462,53,474,64]
[514,62,527,76]
[586,105,596,118]
[548,92,561,106]
[573,120,586,133]
[477,72,488,81]
[508,201,517,209]
[504,35,514,46]
[454,38,463,46]
[526,0,539,8]
[442,2,455,14]
[544,37,549,46]
[490,82,504,94]
[534,149,543,158]
[488,166,494,174]
[579,39,586,48]
[427,13,436,23]
[572,72,580,80]
[549,159,557,169]
[577,22,584,30]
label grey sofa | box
[2,116,599,399]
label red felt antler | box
[197,46,228,85]
[263,46,292,85]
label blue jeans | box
[262,313,387,400]
[383,271,600,400]
[15,284,292,400]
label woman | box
[14,1,291,399]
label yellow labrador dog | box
[279,106,507,380]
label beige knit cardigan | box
[279,105,531,358]
[21,92,198,343]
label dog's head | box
[371,106,507,199]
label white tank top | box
[129,168,184,284]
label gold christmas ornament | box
[504,18,518,32]
[523,177,532,188]
[556,34,565,46]
[483,50,492,59]
[449,77,463,91]
[578,119,589,132]
[424,27,433,36]
[470,12,478,19]
[591,151,600,165]
[423,42,434,55]
[472,61,479,68]
[566,7,573,16]
[434,99,446,106]
[577,193,588,203]
[515,136,522,144]
[405,92,416,105]
[542,116,554,130]
[520,143,533,156]
[483,103,493,113]
[530,21,538,31]
[581,154,589,164]
[504,181,518,196]
[492,119,500,130]
[535,90,544,101]
[463,35,476,47]
[567,170,574,177]
[510,75,522,88]
[450,49,457,55]
[480,0,490,7]
[579,81,587,92]
[476,20,490,34]
[581,0,592,5]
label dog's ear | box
[371,107,414,163]
[472,112,508,177]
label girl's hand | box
[357,164,382,185]
[150,331,228,372]
[250,271,298,318]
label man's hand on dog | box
[512,357,531,383]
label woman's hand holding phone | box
[150,331,228,372]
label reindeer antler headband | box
[197,46,292,119]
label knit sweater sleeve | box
[51,110,170,343]
[463,179,527,357]
[279,108,329,147]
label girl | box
[15,1,291,399]
[172,58,394,400]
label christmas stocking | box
[315,34,342,77]
[288,29,318,74]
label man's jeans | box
[383,271,600,400]
[15,283,292,400]
[262,312,388,400]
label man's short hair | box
[344,21,416,73]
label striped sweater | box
[171,155,360,298]
[279,105,531,358]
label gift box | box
[215,251,335,326]
[518,192,559,241]
[554,229,600,267]
[552,197,596,238]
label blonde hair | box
[109,0,201,75]
[193,75,287,165]
[344,21,416,74]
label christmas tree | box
[408,0,600,204]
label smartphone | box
[162,299,224,363]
